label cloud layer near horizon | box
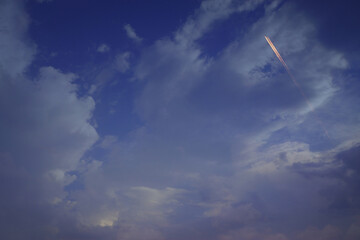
[1,0,360,239]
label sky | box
[1,0,360,239]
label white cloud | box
[124,24,142,43]
[86,51,132,95]
[130,0,349,172]
[125,186,186,223]
[1,0,358,239]
[0,0,35,77]
[114,2,358,238]
[115,51,131,72]
[175,0,265,46]
[97,43,110,53]
[0,0,99,238]
[70,167,185,238]
[244,141,324,174]
[0,65,99,201]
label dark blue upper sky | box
[1,0,360,239]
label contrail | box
[264,35,329,138]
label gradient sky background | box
[1,0,360,239]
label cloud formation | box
[1,0,360,239]
[0,0,98,238]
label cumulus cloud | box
[0,0,98,238]
[0,65,98,236]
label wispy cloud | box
[124,23,143,43]
[97,43,110,53]
[115,51,131,72]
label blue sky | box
[1,0,360,239]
